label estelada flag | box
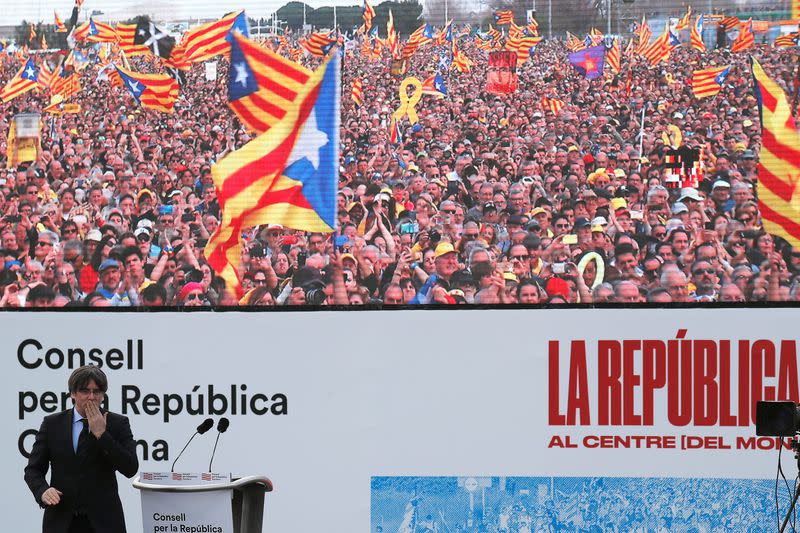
[227,32,311,134]
[206,53,340,298]
[751,57,800,247]
[421,73,447,98]
[486,51,518,94]
[54,11,67,32]
[494,10,514,26]
[115,65,179,113]
[300,32,337,57]
[606,38,621,73]
[691,65,730,99]
[351,78,363,106]
[690,15,706,52]
[181,10,248,63]
[0,58,39,103]
[72,18,117,43]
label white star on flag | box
[233,62,249,87]
[287,109,328,170]
[25,66,36,78]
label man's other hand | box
[42,487,62,506]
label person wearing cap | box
[737,149,758,180]
[409,242,460,304]
[95,259,133,306]
[710,180,734,213]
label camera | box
[755,401,799,437]
[304,280,327,305]
[429,230,441,243]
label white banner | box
[4,310,799,532]
[205,61,217,82]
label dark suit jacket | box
[24,409,139,533]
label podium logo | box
[202,473,211,481]
[143,473,153,480]
[172,473,182,480]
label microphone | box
[171,418,214,472]
[207,417,230,473]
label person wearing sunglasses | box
[24,365,138,533]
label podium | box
[133,473,273,533]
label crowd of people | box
[0,22,799,307]
[371,476,776,532]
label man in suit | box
[25,365,139,533]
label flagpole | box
[637,101,647,172]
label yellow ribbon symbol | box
[393,77,422,125]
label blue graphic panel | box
[372,476,783,532]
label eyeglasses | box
[36,241,52,247]
[185,292,205,301]
[77,388,105,397]
[442,210,456,214]
[511,255,529,261]
[693,268,716,275]
[555,223,570,229]
[463,233,478,240]
[253,279,267,285]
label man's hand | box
[85,401,107,439]
[41,487,62,506]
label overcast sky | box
[2,0,358,26]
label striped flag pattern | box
[606,38,621,73]
[362,0,376,30]
[488,25,503,42]
[690,65,730,99]
[775,33,799,48]
[566,32,586,52]
[451,42,472,72]
[494,10,514,25]
[635,17,652,54]
[690,15,706,52]
[38,61,54,89]
[731,19,755,53]
[386,10,400,59]
[675,6,692,31]
[115,66,180,112]
[751,57,800,247]
[402,24,433,58]
[720,16,740,32]
[300,32,337,57]
[641,27,670,67]
[54,11,67,32]
[0,58,38,102]
[227,32,311,134]
[50,65,82,100]
[541,95,564,115]
[73,19,118,43]
[116,23,151,56]
[180,10,244,63]
[351,78,363,106]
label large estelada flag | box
[73,18,118,43]
[751,57,800,247]
[115,65,180,112]
[0,58,39,102]
[690,15,706,52]
[691,65,730,99]
[606,38,620,73]
[181,10,248,63]
[568,45,605,79]
[206,53,340,297]
[227,32,311,134]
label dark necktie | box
[77,419,89,455]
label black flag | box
[133,20,175,59]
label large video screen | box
[1,0,798,307]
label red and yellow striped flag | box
[641,26,670,67]
[690,15,706,52]
[731,19,755,53]
[54,11,67,32]
[351,78,363,106]
[494,10,514,25]
[300,31,337,57]
[690,65,730,99]
[720,16,740,32]
[227,32,312,134]
[793,0,799,20]
[0,58,39,103]
[73,19,118,43]
[675,6,692,31]
[606,38,621,73]
[38,61,54,89]
[115,66,179,113]
[180,10,243,63]
[775,33,799,48]
[50,65,82,100]
[115,23,151,56]
[751,57,800,247]
[362,0,376,31]
[541,95,564,115]
[635,17,652,54]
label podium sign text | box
[139,473,233,533]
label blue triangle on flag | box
[228,37,259,101]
